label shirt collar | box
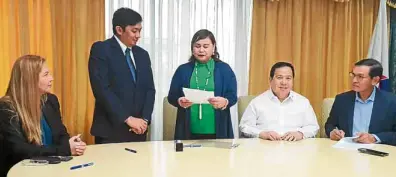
[114,35,130,54]
[268,88,295,102]
[355,87,376,103]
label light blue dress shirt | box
[353,88,380,142]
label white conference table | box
[7,138,396,177]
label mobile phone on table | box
[57,156,73,161]
[46,156,73,162]
[358,148,389,157]
[31,156,61,164]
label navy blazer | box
[88,37,155,142]
[325,88,396,145]
[168,61,237,140]
[0,94,71,176]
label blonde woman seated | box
[0,55,86,175]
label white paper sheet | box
[182,88,214,104]
[333,136,375,150]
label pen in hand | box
[334,126,346,139]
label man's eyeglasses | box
[349,72,370,82]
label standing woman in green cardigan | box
[168,29,237,140]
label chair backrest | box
[163,97,178,140]
[321,98,335,138]
[237,95,256,124]
[146,126,151,141]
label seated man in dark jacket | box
[326,59,396,146]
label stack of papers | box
[333,136,375,150]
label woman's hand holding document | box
[182,88,214,104]
[178,97,193,108]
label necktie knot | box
[125,48,131,55]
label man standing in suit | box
[88,8,155,144]
[325,59,396,146]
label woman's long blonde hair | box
[1,55,47,145]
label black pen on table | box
[125,148,137,153]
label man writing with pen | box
[325,59,396,146]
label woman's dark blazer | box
[0,93,71,176]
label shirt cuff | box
[241,128,261,138]
[372,134,381,144]
[251,129,262,138]
[296,128,307,139]
[124,117,130,123]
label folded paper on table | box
[182,88,214,104]
[192,140,240,149]
[333,136,375,150]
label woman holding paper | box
[0,55,86,175]
[168,29,237,140]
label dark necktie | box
[125,48,136,82]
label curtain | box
[0,0,104,144]
[390,4,396,93]
[267,0,352,2]
[249,0,379,127]
[105,0,253,140]
[0,0,54,95]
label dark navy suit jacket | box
[168,61,237,140]
[325,88,396,145]
[88,37,155,142]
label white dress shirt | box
[239,89,319,138]
[114,35,136,67]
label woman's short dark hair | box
[355,58,383,78]
[112,8,142,36]
[189,29,221,62]
[270,62,295,79]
